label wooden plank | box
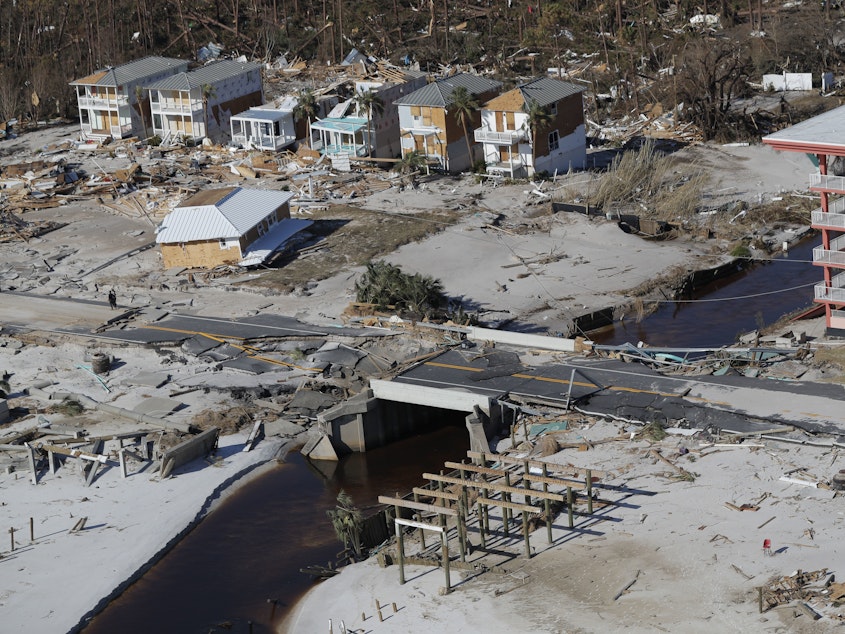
[412,487,460,502]
[467,451,606,479]
[32,442,109,463]
[447,460,588,490]
[378,495,458,517]
[478,496,541,514]
[422,472,568,503]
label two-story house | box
[475,77,586,178]
[395,73,502,173]
[69,56,188,142]
[147,59,263,145]
[310,70,427,160]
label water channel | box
[81,236,820,634]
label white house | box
[310,70,427,159]
[69,56,188,141]
[147,59,263,145]
[230,95,298,151]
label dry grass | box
[809,346,845,383]
[246,204,460,293]
[191,406,254,434]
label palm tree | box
[353,89,384,157]
[522,99,554,176]
[134,85,148,140]
[293,89,318,147]
[397,150,427,187]
[450,86,480,170]
[200,83,217,143]
[326,490,363,561]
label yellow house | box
[155,187,311,269]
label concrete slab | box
[124,372,171,388]
[132,397,184,417]
[263,419,306,436]
[219,357,279,374]
[288,389,338,413]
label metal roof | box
[155,187,295,243]
[70,56,187,87]
[311,117,368,133]
[231,108,290,123]
[518,77,584,108]
[147,59,262,92]
[395,73,502,107]
[763,104,845,155]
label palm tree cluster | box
[355,260,446,318]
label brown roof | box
[72,70,110,86]
[180,187,237,207]
[484,89,526,112]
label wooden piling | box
[29,517,34,542]
[586,469,593,514]
[395,504,405,585]
[542,464,553,544]
[375,599,383,622]
[9,527,15,551]
[441,531,451,594]
[413,491,425,549]
[567,487,574,528]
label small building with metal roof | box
[155,187,311,269]
[475,77,586,178]
[395,73,502,173]
[230,96,299,151]
[69,56,189,142]
[147,59,263,145]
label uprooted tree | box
[327,490,363,561]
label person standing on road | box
[108,289,117,310]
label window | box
[219,238,228,249]
[150,91,159,103]
[549,102,558,115]
[548,130,560,151]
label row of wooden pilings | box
[378,450,600,594]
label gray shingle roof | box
[147,59,262,92]
[395,73,502,107]
[519,77,585,108]
[155,187,294,243]
[70,56,187,87]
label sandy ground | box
[0,123,831,633]
[284,422,845,634]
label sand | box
[0,123,832,633]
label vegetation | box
[327,490,363,561]
[355,260,445,318]
[353,89,385,157]
[0,0,840,142]
[450,86,480,167]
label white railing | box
[810,173,845,192]
[153,101,199,115]
[77,95,129,108]
[811,210,845,229]
[814,283,845,302]
[403,124,440,135]
[832,309,845,319]
[473,127,526,144]
[813,246,845,266]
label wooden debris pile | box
[760,568,838,614]
[0,209,64,243]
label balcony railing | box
[814,283,845,302]
[77,95,129,108]
[813,246,845,266]
[153,101,200,115]
[231,133,295,150]
[810,173,845,193]
[474,127,526,144]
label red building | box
[763,105,845,334]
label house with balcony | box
[395,73,502,173]
[155,187,312,268]
[147,59,263,145]
[763,104,845,334]
[310,70,427,160]
[475,77,586,178]
[69,56,188,142]
[230,95,298,151]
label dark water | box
[591,236,818,348]
[82,423,469,634]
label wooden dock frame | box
[378,449,603,591]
